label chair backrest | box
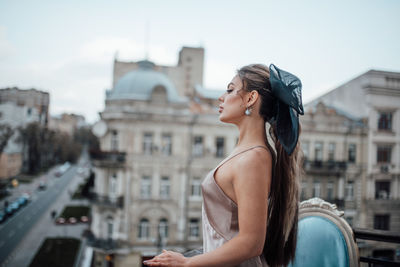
[289,198,359,267]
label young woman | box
[144,64,304,267]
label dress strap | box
[216,145,268,170]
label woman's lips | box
[218,107,223,113]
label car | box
[55,162,71,177]
[9,201,20,212]
[0,210,6,223]
[17,195,29,206]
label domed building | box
[89,47,237,267]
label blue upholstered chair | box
[289,198,359,267]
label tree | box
[0,124,14,154]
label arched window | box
[138,218,150,239]
[158,218,168,238]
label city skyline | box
[0,0,399,123]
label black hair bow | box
[269,64,304,155]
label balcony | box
[89,193,124,209]
[303,160,347,175]
[87,237,119,251]
[90,150,126,168]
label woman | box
[144,64,304,267]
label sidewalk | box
[3,160,91,267]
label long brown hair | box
[237,64,301,267]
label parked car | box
[9,201,20,212]
[0,210,6,223]
[17,195,29,206]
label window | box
[378,112,392,131]
[345,216,353,227]
[300,182,307,201]
[314,142,323,161]
[328,143,336,161]
[375,181,390,199]
[192,136,203,157]
[111,130,118,151]
[191,177,202,197]
[109,173,117,199]
[107,216,113,239]
[345,181,354,200]
[302,141,310,160]
[326,182,334,201]
[160,176,170,199]
[140,176,152,198]
[374,215,390,230]
[158,218,168,239]
[161,134,172,156]
[215,137,225,158]
[189,218,200,238]
[138,218,150,239]
[143,133,153,155]
[377,145,392,163]
[312,181,321,198]
[348,144,356,163]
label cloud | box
[0,26,16,60]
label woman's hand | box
[143,250,189,267]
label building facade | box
[49,113,86,136]
[306,70,400,261]
[0,87,49,180]
[90,49,235,267]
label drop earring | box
[245,107,252,116]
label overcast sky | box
[0,0,399,123]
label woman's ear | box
[247,90,259,106]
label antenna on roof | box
[145,21,150,60]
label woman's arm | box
[144,148,272,267]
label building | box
[300,101,368,227]
[90,47,235,267]
[49,113,86,136]
[0,87,49,180]
[305,69,400,261]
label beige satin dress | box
[201,146,269,267]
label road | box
[0,165,78,265]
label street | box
[0,159,89,267]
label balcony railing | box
[354,228,400,266]
[87,237,119,251]
[90,150,126,167]
[89,193,124,209]
[303,160,347,174]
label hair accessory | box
[269,64,304,155]
[245,106,252,116]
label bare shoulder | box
[232,147,272,180]
[235,147,272,170]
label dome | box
[107,60,185,103]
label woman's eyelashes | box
[227,89,234,94]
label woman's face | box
[218,75,247,124]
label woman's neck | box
[236,116,267,149]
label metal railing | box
[89,194,124,208]
[303,160,347,174]
[353,228,400,266]
[90,150,126,163]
